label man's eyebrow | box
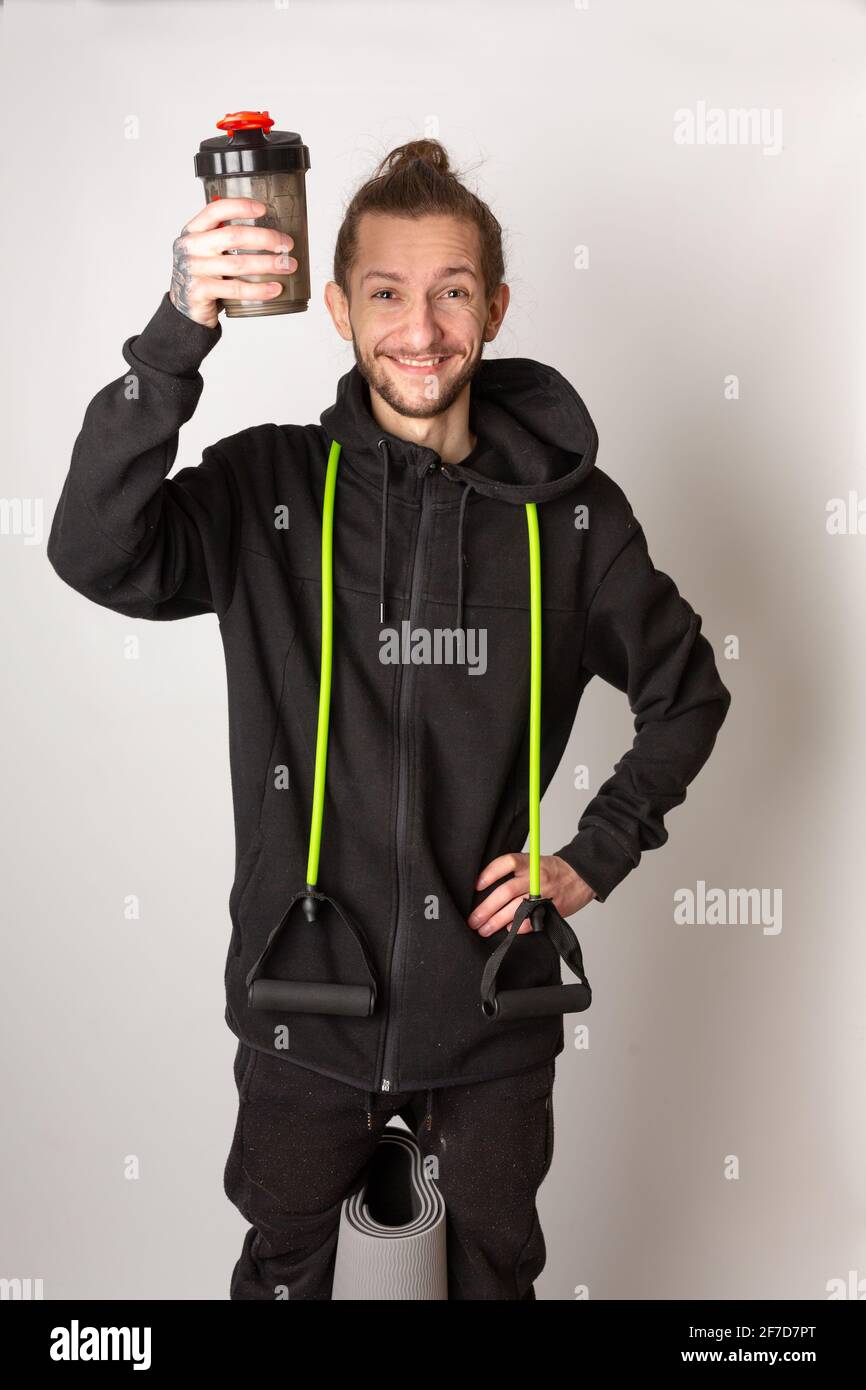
[360,265,478,284]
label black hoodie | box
[47,291,732,1093]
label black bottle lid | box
[194,111,310,177]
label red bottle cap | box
[216,111,275,136]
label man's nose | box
[399,300,444,348]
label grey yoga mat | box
[331,1125,447,1300]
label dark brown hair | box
[332,139,506,303]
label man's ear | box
[324,280,352,342]
[484,283,510,343]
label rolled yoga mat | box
[331,1125,447,1300]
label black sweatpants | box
[223,1041,557,1300]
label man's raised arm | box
[47,198,296,621]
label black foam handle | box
[482,982,591,1021]
[248,979,375,1017]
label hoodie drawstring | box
[377,438,391,625]
[455,479,475,633]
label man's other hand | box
[468,853,597,936]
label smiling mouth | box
[385,354,452,374]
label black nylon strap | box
[480,896,589,1014]
[245,889,379,1000]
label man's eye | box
[371,288,468,301]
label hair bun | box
[379,139,451,177]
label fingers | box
[468,871,530,928]
[468,880,533,939]
[474,895,534,937]
[191,275,285,302]
[179,224,295,257]
[184,251,298,279]
[179,197,270,234]
[169,199,297,324]
[471,853,531,935]
[475,852,527,890]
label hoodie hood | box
[319,356,599,499]
[319,357,599,629]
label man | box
[47,139,731,1300]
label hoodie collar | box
[319,357,599,631]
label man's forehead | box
[353,213,481,278]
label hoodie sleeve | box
[47,291,240,621]
[553,518,732,903]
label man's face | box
[326,212,508,420]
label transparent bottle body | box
[202,171,311,318]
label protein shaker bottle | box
[194,110,311,318]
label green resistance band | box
[305,438,341,889]
[525,502,542,900]
[305,440,544,902]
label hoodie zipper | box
[377,460,437,1092]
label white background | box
[1,0,864,1299]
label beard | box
[351,329,484,420]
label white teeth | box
[393,356,446,366]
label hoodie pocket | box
[228,826,266,957]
